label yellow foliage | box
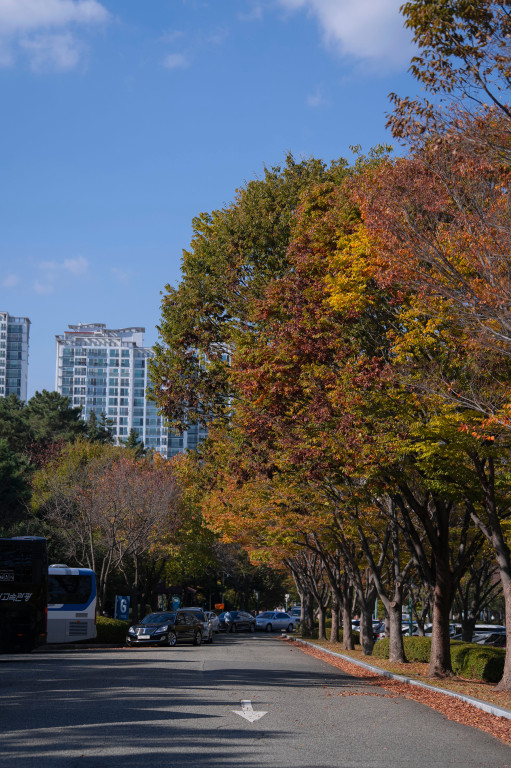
[326,224,378,315]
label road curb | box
[288,637,511,721]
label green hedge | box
[373,636,504,682]
[373,636,432,662]
[311,627,360,644]
[451,642,504,683]
[95,616,129,643]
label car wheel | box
[266,623,272,632]
[250,624,255,633]
[167,631,177,647]
[209,633,214,644]
[230,623,236,633]
[193,630,202,646]
[287,624,294,632]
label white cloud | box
[307,86,326,107]
[21,32,82,72]
[238,5,263,22]
[110,266,131,284]
[208,27,229,46]
[33,279,55,295]
[160,30,185,45]
[163,52,190,70]
[0,0,109,33]
[63,255,89,275]
[0,0,109,71]
[277,0,411,70]
[38,255,89,275]
[2,273,19,288]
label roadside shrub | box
[310,627,360,645]
[373,636,431,662]
[451,642,504,683]
[372,637,503,682]
[95,616,129,644]
[372,639,389,658]
[403,636,431,662]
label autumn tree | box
[149,154,349,432]
[390,0,511,138]
[32,442,182,616]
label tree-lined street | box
[0,636,509,767]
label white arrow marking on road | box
[233,699,268,722]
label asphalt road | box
[0,633,509,768]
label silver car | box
[256,611,297,632]
[204,611,220,633]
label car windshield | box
[140,612,175,625]
[258,612,273,618]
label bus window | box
[48,575,92,605]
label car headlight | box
[154,625,168,634]
[128,627,136,634]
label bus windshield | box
[48,574,93,605]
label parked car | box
[256,611,297,632]
[180,607,213,643]
[126,611,203,647]
[351,619,384,639]
[289,606,302,620]
[475,632,506,647]
[217,610,256,633]
[204,611,220,633]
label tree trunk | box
[429,558,452,677]
[388,602,406,663]
[495,570,511,691]
[317,605,327,640]
[342,601,354,650]
[301,591,313,638]
[461,616,476,642]
[359,604,374,656]
[330,594,340,643]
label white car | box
[204,611,220,633]
[256,611,297,632]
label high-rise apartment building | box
[0,312,30,401]
[55,323,206,457]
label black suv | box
[126,611,203,647]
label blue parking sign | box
[115,595,130,620]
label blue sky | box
[0,0,418,397]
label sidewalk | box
[286,637,511,744]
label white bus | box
[47,565,97,643]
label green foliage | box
[25,390,85,446]
[0,394,28,454]
[86,412,115,445]
[150,154,349,431]
[451,642,505,683]
[374,637,504,681]
[95,616,129,644]
[123,428,145,457]
[373,636,432,662]
[0,438,31,535]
